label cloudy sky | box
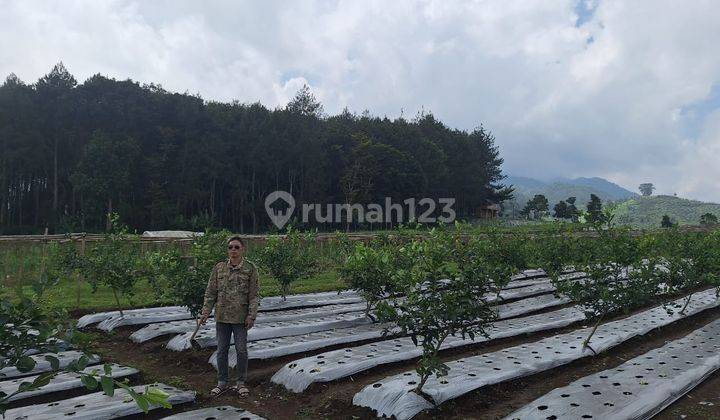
[2,0,719,202]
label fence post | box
[40,227,49,275]
[77,236,86,309]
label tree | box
[0,65,510,234]
[79,214,149,316]
[145,230,230,317]
[286,84,323,117]
[551,220,657,353]
[376,226,506,395]
[256,228,317,299]
[586,194,604,224]
[339,241,398,318]
[656,230,720,315]
[566,197,579,221]
[553,200,569,219]
[661,214,674,228]
[639,183,655,196]
[700,213,718,226]
[70,131,141,230]
[521,194,549,219]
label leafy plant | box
[551,217,653,353]
[143,246,190,304]
[700,213,718,226]
[661,214,675,228]
[80,214,149,316]
[375,226,498,395]
[46,241,84,283]
[339,242,396,318]
[256,228,317,300]
[657,229,720,314]
[156,230,229,317]
[0,276,170,415]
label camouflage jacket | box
[201,259,260,324]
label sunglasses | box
[227,245,242,250]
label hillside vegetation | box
[612,195,720,227]
[503,175,637,216]
[0,64,509,235]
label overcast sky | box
[2,0,719,202]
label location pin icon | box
[265,190,296,229]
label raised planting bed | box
[505,316,720,420]
[353,289,720,419]
[0,351,100,380]
[161,405,266,419]
[210,293,572,367]
[128,301,369,343]
[2,383,195,420]
[272,306,585,392]
[0,363,138,402]
[167,311,373,351]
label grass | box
[1,239,347,312]
[1,271,346,312]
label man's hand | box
[245,317,255,330]
[199,312,210,326]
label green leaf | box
[130,390,150,413]
[32,372,55,388]
[16,356,36,373]
[80,374,98,390]
[77,355,90,370]
[100,376,114,397]
[18,381,35,392]
[103,363,112,375]
[44,355,60,371]
[145,386,171,408]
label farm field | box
[3,226,720,419]
[62,285,720,419]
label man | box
[200,236,259,397]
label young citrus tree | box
[553,218,652,353]
[80,215,149,316]
[657,229,720,314]
[339,242,396,319]
[375,226,498,396]
[477,229,534,295]
[256,228,318,300]
[151,230,229,317]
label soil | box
[17,297,720,419]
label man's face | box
[227,240,244,259]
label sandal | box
[234,384,250,397]
[210,386,228,397]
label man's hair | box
[227,235,245,247]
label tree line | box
[0,63,511,234]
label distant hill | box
[612,195,720,227]
[503,175,638,213]
[556,177,640,200]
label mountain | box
[503,175,637,214]
[612,195,720,227]
[556,177,639,201]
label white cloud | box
[0,0,719,201]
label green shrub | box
[256,228,317,300]
[375,225,501,395]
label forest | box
[0,63,510,234]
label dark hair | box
[227,235,245,247]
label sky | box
[1,0,719,202]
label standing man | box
[200,236,259,397]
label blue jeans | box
[216,322,248,386]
